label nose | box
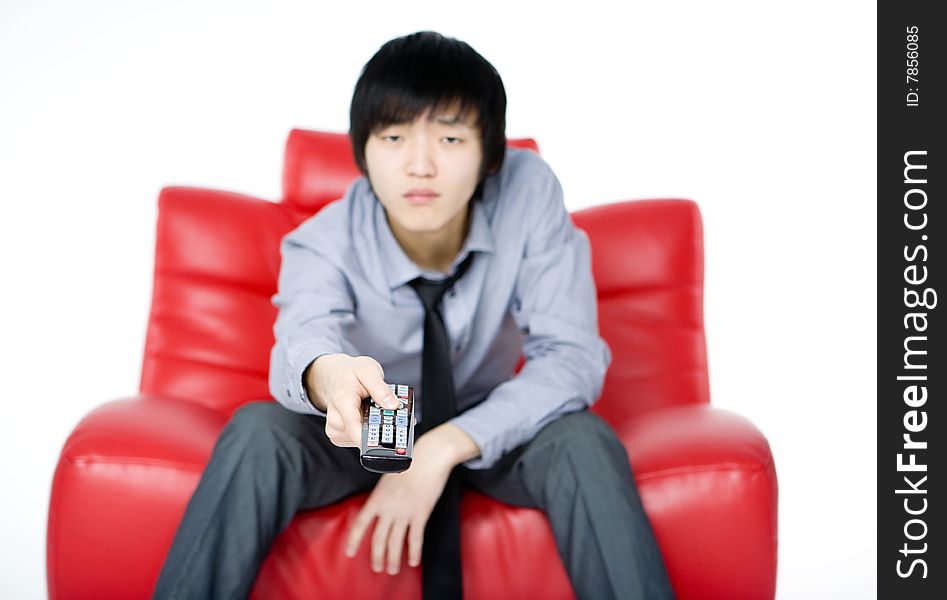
[405,137,436,178]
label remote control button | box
[397,408,407,416]
[383,409,394,416]
[370,406,380,414]
[369,415,380,425]
[396,448,406,455]
[396,416,407,427]
[397,385,408,396]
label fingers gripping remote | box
[359,384,416,473]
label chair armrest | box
[59,394,229,469]
[48,395,231,599]
[616,404,775,476]
[610,404,778,600]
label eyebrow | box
[433,114,473,127]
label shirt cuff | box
[286,343,339,417]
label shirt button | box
[448,290,456,298]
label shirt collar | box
[374,193,495,291]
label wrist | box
[416,423,481,469]
[303,356,333,412]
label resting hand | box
[344,441,454,574]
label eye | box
[443,137,462,144]
[381,134,402,143]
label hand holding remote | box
[359,384,417,473]
[304,353,401,448]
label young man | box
[153,31,675,600]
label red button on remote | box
[396,448,406,455]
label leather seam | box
[635,460,770,482]
[63,455,207,474]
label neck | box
[388,203,471,274]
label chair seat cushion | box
[49,398,775,600]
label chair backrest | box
[140,129,708,422]
[573,199,708,426]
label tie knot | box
[408,253,474,312]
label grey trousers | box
[152,401,675,600]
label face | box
[364,104,483,240]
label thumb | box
[368,381,400,411]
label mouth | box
[404,189,440,205]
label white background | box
[0,1,876,598]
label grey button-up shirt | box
[268,147,612,469]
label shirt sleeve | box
[268,231,360,417]
[448,161,613,469]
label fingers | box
[370,515,393,573]
[345,503,374,558]
[343,476,425,576]
[325,394,359,448]
[344,500,414,575]
[407,517,425,567]
[339,392,364,448]
[325,408,344,438]
[386,519,409,574]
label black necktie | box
[408,252,474,600]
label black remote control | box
[359,384,416,473]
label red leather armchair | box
[47,130,778,599]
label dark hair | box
[349,31,507,184]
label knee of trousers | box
[217,401,308,469]
[542,410,630,461]
[526,411,635,502]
